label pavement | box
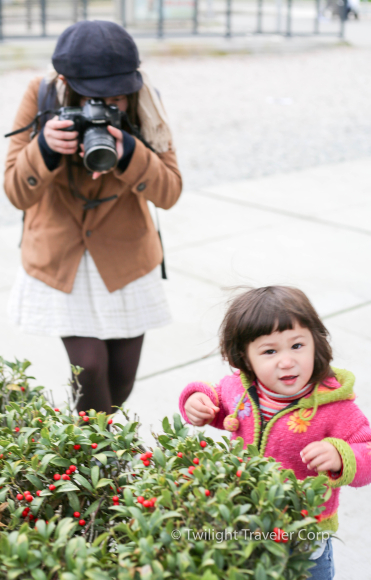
[0,155,371,579]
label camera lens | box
[83,127,118,173]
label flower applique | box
[287,409,312,434]
[233,394,251,420]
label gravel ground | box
[2,43,371,225]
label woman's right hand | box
[184,392,219,426]
[43,116,79,155]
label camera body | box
[59,99,121,173]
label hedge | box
[0,357,331,580]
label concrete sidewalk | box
[0,156,370,578]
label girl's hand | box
[80,125,123,180]
[300,441,342,473]
[44,116,79,155]
[184,392,220,427]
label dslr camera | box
[59,99,121,173]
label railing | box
[0,0,347,42]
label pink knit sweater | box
[179,367,371,531]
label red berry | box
[21,387,25,392]
[177,452,183,458]
[237,457,243,463]
[143,500,151,508]
[62,474,70,480]
[174,481,179,486]
[32,438,35,442]
[107,419,113,424]
[79,411,86,417]
[301,509,308,517]
[14,427,20,432]
[16,494,24,501]
[28,514,34,521]
[236,470,242,477]
[188,466,195,474]
[65,469,71,475]
[0,454,3,459]
[205,490,210,497]
[112,496,119,502]
[26,495,33,502]
[193,458,199,465]
[91,443,98,449]
[281,535,288,543]
[145,452,153,459]
[36,491,42,497]
[137,496,145,504]
[315,515,321,522]
[38,419,42,423]
[79,519,86,526]
[49,484,56,491]
[273,527,282,542]
[53,474,61,481]
[22,509,28,517]
[140,454,147,461]
[73,445,81,450]
[117,488,122,493]
[69,465,77,472]
[200,441,207,448]
[143,460,150,466]
[150,497,157,505]
[73,511,80,518]
[54,408,60,412]
[83,416,89,422]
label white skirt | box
[8,251,172,339]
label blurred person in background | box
[4,20,182,415]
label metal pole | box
[276,0,282,33]
[314,0,320,33]
[27,0,32,30]
[40,0,46,37]
[0,0,3,42]
[193,0,199,34]
[226,0,231,37]
[339,0,346,37]
[286,0,292,36]
[158,0,164,38]
[82,0,88,20]
[121,0,126,27]
[257,0,263,33]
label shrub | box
[0,358,330,580]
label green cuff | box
[323,438,357,488]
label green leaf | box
[73,474,94,493]
[40,453,57,472]
[25,474,43,489]
[67,492,81,513]
[93,453,107,465]
[124,488,134,506]
[51,457,71,468]
[82,498,101,519]
[57,483,80,493]
[91,466,100,489]
[154,447,166,468]
[162,417,173,435]
[254,563,267,580]
[96,478,113,489]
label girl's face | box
[246,322,315,395]
[80,95,129,112]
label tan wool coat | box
[4,76,182,293]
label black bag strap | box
[38,77,58,129]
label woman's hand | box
[44,116,79,155]
[80,125,123,180]
[300,441,342,473]
[184,392,220,427]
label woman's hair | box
[219,286,333,385]
[64,83,140,128]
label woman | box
[4,20,182,414]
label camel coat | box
[4,77,182,293]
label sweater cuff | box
[38,128,62,171]
[179,381,219,424]
[323,437,357,488]
[117,131,136,173]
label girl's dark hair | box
[220,286,333,385]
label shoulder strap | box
[38,77,58,130]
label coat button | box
[137,182,146,192]
[27,176,37,186]
[86,230,92,237]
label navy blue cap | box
[52,20,143,97]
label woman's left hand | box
[300,440,342,473]
[80,125,124,180]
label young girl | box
[179,286,371,580]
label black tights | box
[62,335,144,415]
